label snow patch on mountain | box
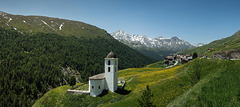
[59,23,64,30]
[41,20,56,31]
[6,17,12,26]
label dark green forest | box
[0,27,154,106]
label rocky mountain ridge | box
[111,30,196,51]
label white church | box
[88,52,119,97]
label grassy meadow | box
[33,61,191,107]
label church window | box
[108,67,110,72]
[92,86,94,89]
[98,86,100,89]
[108,60,111,65]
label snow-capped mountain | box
[111,30,194,51]
[192,43,205,47]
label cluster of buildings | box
[164,53,208,66]
[164,54,193,66]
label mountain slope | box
[0,12,155,107]
[180,30,240,57]
[111,30,194,60]
[0,11,108,38]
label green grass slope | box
[180,30,240,56]
[33,62,191,107]
[167,59,240,106]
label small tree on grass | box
[138,85,156,107]
[69,76,76,87]
[187,58,203,85]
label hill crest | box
[0,11,109,38]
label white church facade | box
[88,52,118,97]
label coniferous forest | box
[0,27,154,106]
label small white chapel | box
[88,52,118,97]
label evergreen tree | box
[193,52,198,59]
[69,76,76,87]
[138,85,155,107]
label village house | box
[198,54,207,58]
[164,55,177,66]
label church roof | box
[89,73,105,80]
[106,51,116,58]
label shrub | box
[187,58,204,85]
[138,85,156,107]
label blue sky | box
[1,0,240,44]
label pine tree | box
[69,76,76,87]
[138,85,156,107]
[193,52,198,59]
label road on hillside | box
[166,61,178,68]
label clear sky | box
[1,0,240,44]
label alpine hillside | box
[0,11,108,38]
[111,30,196,60]
[0,12,155,107]
[180,30,240,59]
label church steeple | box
[106,51,116,58]
[104,52,118,92]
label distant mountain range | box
[192,43,205,47]
[111,30,203,60]
[111,30,194,49]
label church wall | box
[113,60,118,91]
[89,79,104,97]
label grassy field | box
[33,59,240,107]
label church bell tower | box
[104,51,118,92]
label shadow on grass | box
[115,89,131,95]
[116,82,131,95]
[98,89,131,97]
[98,90,109,97]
